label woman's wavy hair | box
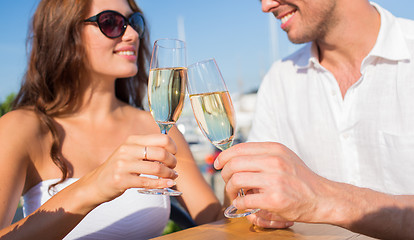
[12,0,150,188]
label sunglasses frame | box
[84,10,145,39]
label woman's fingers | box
[125,134,177,155]
[94,134,181,198]
[134,160,178,180]
[141,146,177,168]
[107,172,176,192]
[127,174,176,189]
[117,144,177,169]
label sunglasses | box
[84,10,145,39]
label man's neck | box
[316,1,381,98]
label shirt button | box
[331,90,337,96]
[342,133,350,139]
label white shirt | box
[249,3,414,195]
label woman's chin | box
[118,69,139,78]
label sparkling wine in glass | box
[138,39,187,196]
[187,58,259,218]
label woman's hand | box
[79,134,179,204]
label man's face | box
[261,0,338,44]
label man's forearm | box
[323,181,414,239]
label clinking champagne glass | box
[137,39,187,196]
[187,58,259,218]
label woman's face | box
[83,0,140,81]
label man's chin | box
[285,30,314,44]
[287,35,310,45]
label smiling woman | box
[0,0,223,239]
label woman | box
[0,0,223,239]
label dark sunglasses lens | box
[129,13,145,38]
[98,12,126,38]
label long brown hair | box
[12,0,150,188]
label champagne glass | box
[187,58,259,218]
[138,39,187,196]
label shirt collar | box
[368,2,411,61]
[295,2,411,70]
[295,43,319,69]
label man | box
[214,0,414,239]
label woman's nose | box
[122,24,140,41]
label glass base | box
[224,204,260,218]
[137,188,182,196]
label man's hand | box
[214,142,333,227]
[246,209,294,229]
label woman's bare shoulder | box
[126,106,153,119]
[0,109,47,180]
[0,109,47,140]
[123,106,160,132]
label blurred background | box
[1,0,414,200]
[3,1,413,101]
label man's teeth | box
[281,11,295,25]
[117,51,135,56]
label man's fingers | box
[232,191,267,211]
[214,142,286,170]
[220,155,273,182]
[224,172,279,199]
[247,213,294,229]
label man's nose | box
[261,0,280,13]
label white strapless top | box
[22,179,170,240]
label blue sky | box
[1,0,413,102]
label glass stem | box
[158,123,173,134]
[239,189,246,197]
